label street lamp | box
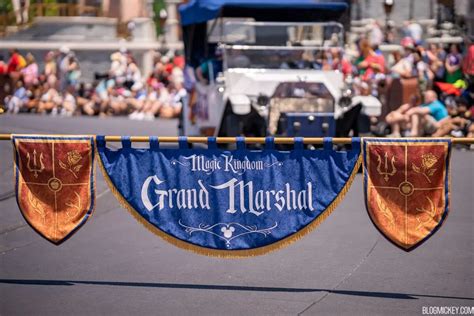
[383,0,394,32]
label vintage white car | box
[179,0,375,138]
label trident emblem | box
[26,150,45,178]
[376,152,397,182]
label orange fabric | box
[14,139,93,244]
[365,141,449,250]
[435,82,461,96]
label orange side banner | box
[12,135,95,245]
[362,138,451,251]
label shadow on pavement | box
[1,279,473,301]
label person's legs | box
[109,100,120,115]
[432,118,454,137]
[159,106,176,118]
[420,115,438,136]
[126,98,143,111]
[386,111,405,136]
[467,123,474,138]
[111,100,128,115]
[76,96,88,113]
[37,101,45,113]
[38,100,55,113]
[172,104,182,117]
[26,99,39,112]
[62,100,75,116]
[5,96,14,113]
[146,101,162,116]
[141,99,154,113]
[410,113,422,136]
[81,101,96,116]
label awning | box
[179,0,349,26]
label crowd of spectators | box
[326,20,473,138]
[1,20,473,138]
[354,33,474,138]
[1,47,186,120]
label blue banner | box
[97,136,361,257]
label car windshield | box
[209,21,344,70]
[272,82,333,100]
[271,81,334,113]
[225,46,341,69]
[209,21,343,46]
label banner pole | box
[0,134,473,144]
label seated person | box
[38,84,62,114]
[432,97,474,137]
[159,82,185,119]
[25,84,42,112]
[357,39,385,81]
[195,49,223,85]
[405,90,449,136]
[385,94,420,137]
[61,86,77,116]
[5,80,28,114]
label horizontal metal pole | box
[1,134,474,145]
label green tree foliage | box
[43,0,59,16]
[153,0,166,35]
[0,0,13,14]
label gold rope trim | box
[96,142,362,258]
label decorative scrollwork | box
[178,221,278,248]
[415,197,438,230]
[263,161,284,168]
[28,191,46,223]
[375,193,395,227]
[65,191,82,219]
[170,159,190,167]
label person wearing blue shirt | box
[406,90,449,136]
[196,48,223,85]
[6,80,28,114]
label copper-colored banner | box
[13,135,95,244]
[363,138,451,251]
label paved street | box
[0,114,473,315]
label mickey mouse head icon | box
[221,226,235,238]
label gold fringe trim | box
[95,143,362,258]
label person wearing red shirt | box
[173,52,185,69]
[7,49,21,73]
[357,39,385,81]
[330,48,353,77]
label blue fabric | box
[422,100,448,121]
[97,137,360,251]
[179,0,349,26]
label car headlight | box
[257,94,270,106]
